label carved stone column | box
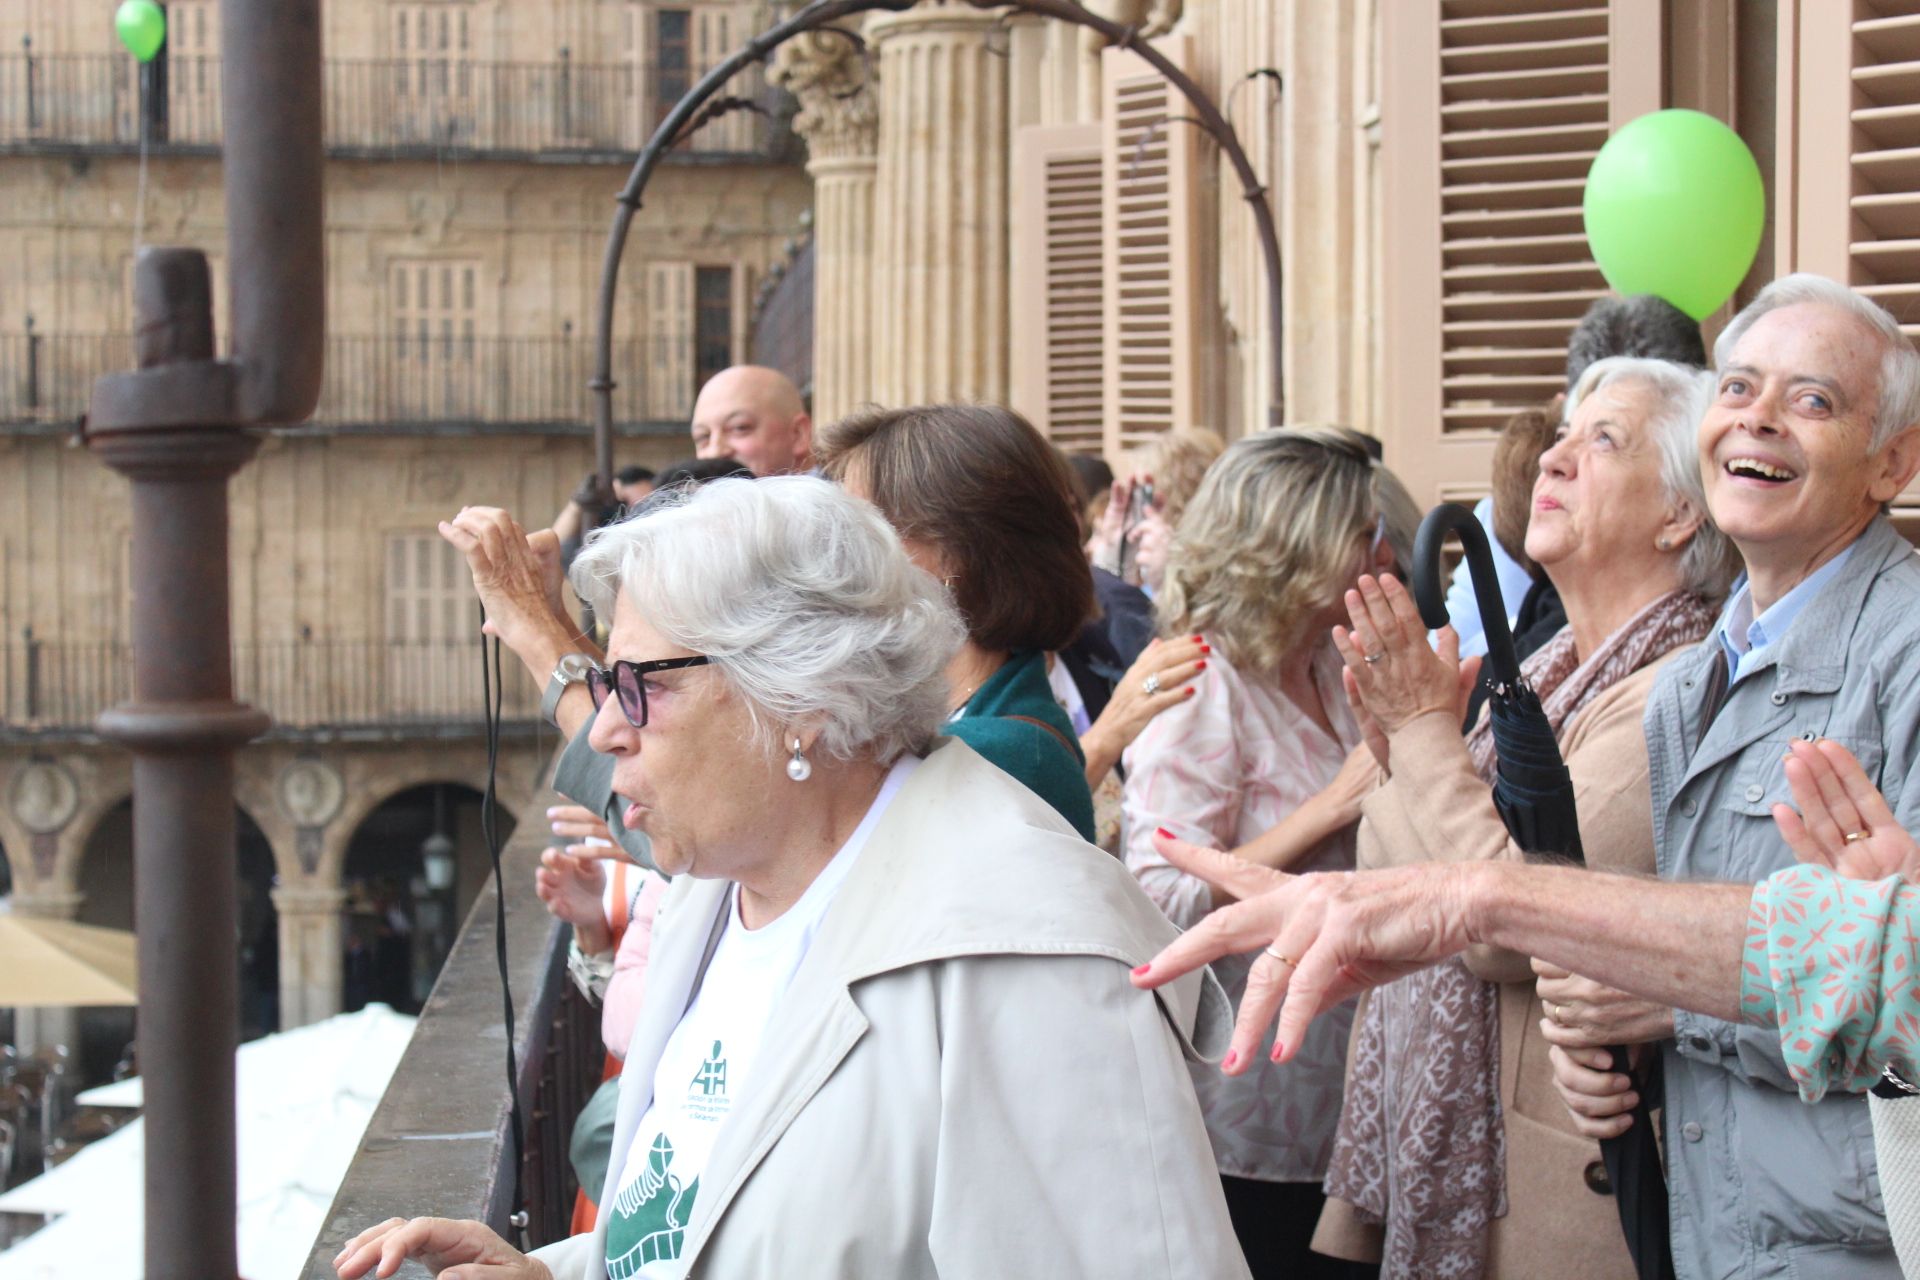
[867,3,1010,405]
[272,882,346,1029]
[772,27,880,424]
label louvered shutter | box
[1011,123,1106,456]
[1101,37,1206,460]
[646,261,696,420]
[1380,0,1662,505]
[384,533,471,714]
[692,6,756,153]
[1784,0,1920,534]
[166,1,221,145]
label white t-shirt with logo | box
[601,754,916,1279]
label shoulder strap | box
[1006,713,1083,763]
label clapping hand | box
[1772,737,1920,882]
[1333,574,1481,753]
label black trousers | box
[1220,1176,1381,1280]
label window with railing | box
[0,51,784,157]
[0,332,697,428]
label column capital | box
[771,25,878,163]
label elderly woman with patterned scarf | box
[1307,357,1738,1276]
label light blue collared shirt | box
[1716,542,1859,684]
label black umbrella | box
[1411,503,1674,1280]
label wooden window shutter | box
[1101,36,1206,460]
[1781,0,1920,533]
[1011,122,1107,456]
[1380,0,1662,505]
[166,1,221,144]
[646,261,696,420]
[691,5,757,153]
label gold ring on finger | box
[1845,829,1871,844]
[1363,650,1386,665]
[1264,945,1297,969]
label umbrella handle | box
[1411,502,1523,684]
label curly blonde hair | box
[1130,427,1226,524]
[1157,426,1420,674]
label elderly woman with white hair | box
[1284,356,1738,1277]
[333,477,1249,1280]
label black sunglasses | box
[585,655,712,729]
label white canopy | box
[0,1003,417,1279]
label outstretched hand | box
[1772,737,1920,881]
[438,506,572,656]
[1132,834,1474,1073]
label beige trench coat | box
[1312,658,1678,1278]
[533,737,1251,1280]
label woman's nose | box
[586,691,636,756]
[1538,436,1574,477]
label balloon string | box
[134,132,148,253]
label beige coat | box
[533,737,1251,1280]
[1312,657,1677,1279]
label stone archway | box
[338,781,513,1016]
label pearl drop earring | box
[786,738,812,782]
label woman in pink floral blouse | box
[1121,426,1420,1279]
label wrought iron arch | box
[589,0,1285,491]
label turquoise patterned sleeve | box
[1740,861,1920,1102]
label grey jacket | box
[536,736,1250,1279]
[1644,516,1920,1280]
[556,717,655,869]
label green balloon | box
[1583,109,1765,321]
[115,0,167,63]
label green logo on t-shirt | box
[692,1041,728,1097]
[605,1132,700,1279]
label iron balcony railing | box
[304,778,602,1275]
[0,333,697,429]
[0,639,541,734]
[0,52,788,158]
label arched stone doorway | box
[339,782,512,1015]
[74,798,282,1086]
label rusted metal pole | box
[85,2,324,1275]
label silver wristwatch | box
[541,652,596,727]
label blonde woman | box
[1121,426,1417,1279]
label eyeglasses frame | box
[586,654,713,729]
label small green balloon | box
[115,0,167,63]
[1583,109,1765,321]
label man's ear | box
[794,411,814,462]
[1870,423,1920,505]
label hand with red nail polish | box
[1079,635,1211,787]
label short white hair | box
[1713,272,1920,449]
[570,476,963,764]
[1567,356,1740,599]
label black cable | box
[478,607,525,1234]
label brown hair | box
[1489,405,1559,576]
[816,404,1095,653]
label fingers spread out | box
[1133,888,1289,990]
[1223,947,1294,1074]
[1155,831,1288,902]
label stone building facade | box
[0,0,810,1067]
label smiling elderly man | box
[1536,274,1920,1279]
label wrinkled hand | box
[536,805,614,952]
[1341,666,1392,773]
[1772,737,1920,881]
[438,506,570,654]
[333,1216,550,1280]
[1132,839,1473,1072]
[1547,1043,1639,1139]
[1088,636,1207,758]
[1333,574,1481,735]
[1533,959,1673,1050]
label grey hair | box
[1567,356,1739,600]
[1713,272,1920,449]
[569,476,964,764]
[1566,295,1708,390]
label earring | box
[786,738,812,782]
[1656,536,1671,550]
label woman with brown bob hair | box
[817,403,1099,840]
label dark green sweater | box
[945,650,1097,842]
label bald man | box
[689,365,813,477]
